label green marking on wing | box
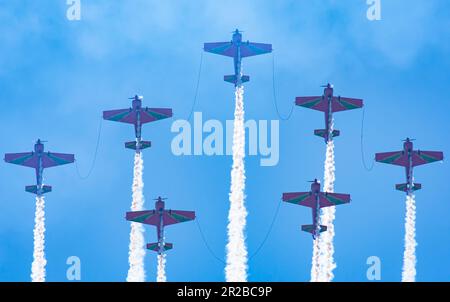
[132,214,151,223]
[109,111,131,121]
[287,193,310,204]
[10,154,34,165]
[145,110,170,120]
[210,43,233,54]
[338,99,360,110]
[299,98,322,108]
[326,194,346,205]
[380,152,403,164]
[170,212,191,222]
[247,44,268,55]
[419,153,440,163]
[46,153,71,165]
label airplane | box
[4,139,75,196]
[282,179,350,239]
[295,83,363,143]
[204,29,272,86]
[125,197,196,254]
[103,95,173,153]
[375,138,444,194]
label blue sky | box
[0,0,449,281]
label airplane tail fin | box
[146,242,173,253]
[25,185,52,195]
[302,224,327,234]
[125,141,151,151]
[314,129,340,139]
[396,183,422,192]
[224,75,250,85]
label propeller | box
[128,95,143,100]
[320,83,333,89]
[308,179,319,183]
[403,138,416,142]
[153,196,168,201]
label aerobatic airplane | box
[295,83,363,143]
[282,179,350,239]
[126,197,195,254]
[375,138,444,194]
[103,95,173,153]
[204,29,272,86]
[4,139,75,196]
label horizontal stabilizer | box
[224,75,250,85]
[147,242,173,253]
[25,185,52,195]
[302,224,327,234]
[125,141,151,150]
[396,183,421,192]
[314,129,340,138]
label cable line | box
[75,116,103,180]
[271,53,295,121]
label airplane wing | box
[140,108,173,124]
[103,108,135,124]
[204,42,272,58]
[375,151,408,167]
[282,192,315,208]
[163,210,196,226]
[240,42,272,57]
[4,152,38,168]
[319,192,350,208]
[295,96,327,112]
[412,150,444,167]
[204,42,235,57]
[296,96,363,113]
[103,108,172,124]
[331,97,363,112]
[42,152,75,168]
[126,210,159,225]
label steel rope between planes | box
[195,218,226,264]
[195,198,282,265]
[75,115,103,180]
[271,52,295,121]
[181,50,204,124]
[248,199,282,261]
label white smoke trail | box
[225,86,248,282]
[402,193,417,282]
[126,152,146,282]
[317,140,336,282]
[310,238,320,281]
[31,195,46,282]
[157,253,167,282]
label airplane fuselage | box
[310,182,322,239]
[155,200,166,255]
[232,31,243,87]
[404,141,414,194]
[233,51,242,86]
[323,85,334,143]
[132,98,144,152]
[311,193,320,239]
[34,142,45,196]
